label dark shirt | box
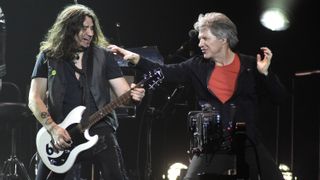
[63,61,84,117]
[31,46,123,129]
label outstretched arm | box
[108,45,141,65]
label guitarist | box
[28,4,145,180]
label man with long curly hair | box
[28,4,145,180]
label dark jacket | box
[136,54,287,144]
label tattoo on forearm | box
[40,112,52,125]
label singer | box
[108,12,287,180]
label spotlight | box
[279,163,298,180]
[260,8,290,31]
[165,162,188,180]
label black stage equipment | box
[0,6,7,92]
[188,107,256,180]
[0,6,6,78]
[0,103,31,180]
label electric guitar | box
[36,68,164,173]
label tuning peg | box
[148,85,155,90]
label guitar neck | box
[81,91,130,131]
[78,81,144,132]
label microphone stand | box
[233,122,249,180]
[135,87,155,180]
[145,105,155,180]
[155,85,185,178]
[144,85,182,179]
[143,90,156,180]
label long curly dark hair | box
[38,4,109,60]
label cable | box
[29,152,38,176]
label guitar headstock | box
[141,68,164,90]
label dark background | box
[0,0,318,179]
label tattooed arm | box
[28,77,71,150]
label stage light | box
[260,8,290,31]
[166,162,188,180]
[279,163,298,180]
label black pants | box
[184,143,284,180]
[35,126,128,180]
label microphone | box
[188,29,198,39]
[168,29,199,62]
[0,6,6,78]
[176,29,198,53]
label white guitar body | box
[36,106,98,174]
[36,68,164,174]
